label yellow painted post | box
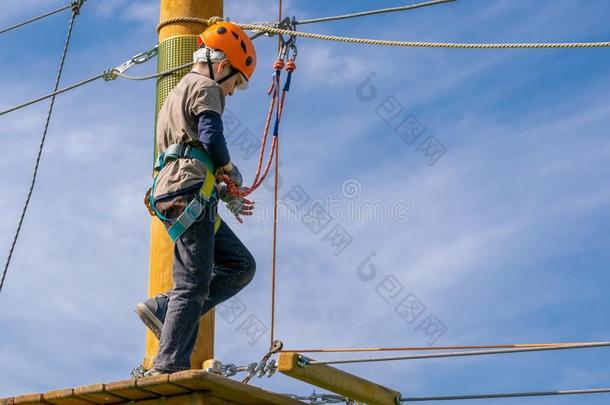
[144,0,223,370]
[278,352,402,405]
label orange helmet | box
[197,21,257,82]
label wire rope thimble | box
[270,339,284,353]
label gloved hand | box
[218,185,254,223]
[223,163,243,187]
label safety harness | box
[147,143,221,242]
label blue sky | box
[1,0,609,403]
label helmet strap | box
[216,67,239,85]
[205,48,215,81]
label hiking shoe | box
[130,365,146,380]
[135,293,168,340]
[142,367,170,377]
[130,365,170,380]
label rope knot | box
[156,16,223,34]
[207,16,224,27]
[273,59,285,71]
[285,59,296,72]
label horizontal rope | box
[295,0,456,25]
[305,341,610,365]
[156,15,223,34]
[237,23,610,49]
[401,387,610,402]
[281,341,589,353]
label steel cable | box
[0,62,195,117]
[401,387,610,402]
[0,74,104,117]
[295,0,457,25]
[0,4,71,35]
[1,6,81,294]
[281,341,595,353]
[305,341,610,365]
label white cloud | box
[124,1,159,25]
[298,43,369,87]
[94,0,128,19]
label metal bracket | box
[103,46,159,81]
[277,17,298,61]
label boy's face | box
[220,74,241,97]
[217,61,246,97]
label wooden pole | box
[144,0,223,370]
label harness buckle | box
[182,144,192,158]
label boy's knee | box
[241,252,256,285]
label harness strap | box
[166,194,222,242]
[154,143,215,173]
[151,143,221,241]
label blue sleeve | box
[197,110,230,168]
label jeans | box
[151,190,256,372]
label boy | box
[136,21,257,375]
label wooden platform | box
[0,370,305,405]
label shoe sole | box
[135,303,163,340]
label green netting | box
[153,35,197,165]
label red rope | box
[217,59,295,198]
[270,0,283,351]
[249,74,279,187]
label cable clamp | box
[287,391,351,404]
[220,362,257,378]
[241,339,284,383]
[261,358,277,378]
[71,0,85,15]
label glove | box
[218,185,254,224]
[143,187,155,217]
[224,163,243,187]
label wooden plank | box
[103,379,158,401]
[209,396,239,405]
[132,391,211,405]
[73,384,128,404]
[43,389,94,405]
[135,374,191,396]
[12,394,44,404]
[4,366,306,405]
[169,370,305,405]
[278,352,401,405]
